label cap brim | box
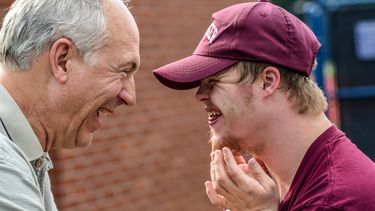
[153,55,238,90]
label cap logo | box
[205,22,218,44]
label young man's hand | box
[205,147,279,211]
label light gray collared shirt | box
[0,84,58,211]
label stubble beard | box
[208,128,264,159]
[208,130,242,155]
[207,89,265,157]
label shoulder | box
[0,133,38,185]
[0,133,33,173]
[327,138,375,210]
[0,134,44,210]
[325,128,375,190]
[282,126,375,210]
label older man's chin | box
[74,132,94,148]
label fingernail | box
[248,158,256,166]
[210,152,215,160]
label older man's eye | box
[120,71,128,78]
[120,68,131,75]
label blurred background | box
[1,0,374,210]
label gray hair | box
[0,0,129,71]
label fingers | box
[212,148,275,194]
[233,152,250,175]
[234,155,246,165]
[211,151,237,196]
[247,158,264,179]
[205,181,227,209]
[247,158,275,191]
[221,148,258,189]
[238,163,251,175]
[210,153,216,187]
[209,148,279,211]
[255,158,270,175]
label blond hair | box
[236,61,327,115]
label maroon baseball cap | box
[153,1,321,90]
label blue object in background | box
[302,0,375,160]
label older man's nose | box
[117,88,136,106]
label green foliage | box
[272,0,296,10]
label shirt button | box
[35,159,44,168]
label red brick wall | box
[0,1,248,210]
[0,0,12,20]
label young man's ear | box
[260,66,281,96]
[49,38,76,83]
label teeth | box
[208,111,222,118]
[98,108,111,116]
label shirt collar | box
[0,84,45,161]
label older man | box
[153,1,375,210]
[0,0,139,210]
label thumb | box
[247,158,272,187]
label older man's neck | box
[0,60,52,152]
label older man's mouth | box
[97,107,114,117]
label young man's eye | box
[208,79,217,85]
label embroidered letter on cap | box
[205,22,218,44]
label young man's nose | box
[195,81,210,102]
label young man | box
[153,1,375,210]
[0,0,139,210]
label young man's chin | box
[209,132,241,153]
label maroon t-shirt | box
[279,125,375,211]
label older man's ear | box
[49,38,77,84]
